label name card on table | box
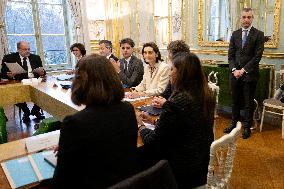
[25,130,60,153]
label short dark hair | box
[142,42,163,63]
[167,40,190,58]
[171,52,214,117]
[99,40,113,52]
[242,7,252,12]
[71,54,124,106]
[70,43,86,56]
[120,38,135,47]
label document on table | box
[4,62,27,74]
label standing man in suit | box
[112,38,144,88]
[1,41,46,122]
[223,8,264,139]
[98,40,119,62]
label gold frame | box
[198,0,281,48]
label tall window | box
[5,0,72,69]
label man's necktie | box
[22,57,28,71]
[124,60,128,72]
[242,30,248,48]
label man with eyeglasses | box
[224,8,264,139]
[1,41,46,123]
[112,38,144,88]
[98,40,119,62]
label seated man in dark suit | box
[98,39,119,62]
[112,38,144,88]
[1,41,46,123]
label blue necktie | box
[242,30,248,48]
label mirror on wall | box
[198,0,281,48]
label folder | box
[1,151,55,189]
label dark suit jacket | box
[228,27,264,82]
[109,53,119,62]
[1,52,44,80]
[53,101,140,189]
[119,55,144,87]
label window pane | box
[42,36,67,65]
[38,4,65,34]
[5,2,34,34]
[8,0,31,2]
[7,35,36,54]
[38,0,62,4]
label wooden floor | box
[3,105,284,189]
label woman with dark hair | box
[66,43,87,74]
[70,43,86,61]
[138,52,215,189]
[127,42,170,98]
[152,40,190,107]
[53,54,140,188]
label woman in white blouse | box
[127,42,170,98]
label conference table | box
[0,77,152,188]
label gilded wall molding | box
[191,49,284,59]
[198,0,281,48]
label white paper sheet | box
[4,62,27,74]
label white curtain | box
[0,0,9,70]
[67,0,84,43]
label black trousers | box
[16,103,41,115]
[230,77,257,129]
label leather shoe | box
[242,128,251,139]
[224,122,236,133]
[32,111,45,120]
[22,114,31,123]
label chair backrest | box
[107,160,178,189]
[206,122,242,189]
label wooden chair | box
[206,122,242,189]
[107,160,178,189]
[260,96,284,139]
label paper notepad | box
[1,151,55,189]
[4,62,27,74]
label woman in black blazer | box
[53,54,140,188]
[138,52,215,189]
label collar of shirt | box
[19,54,29,62]
[106,54,112,59]
[242,25,252,34]
[125,56,132,63]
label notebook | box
[138,105,163,116]
[1,151,55,189]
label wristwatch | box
[232,68,236,73]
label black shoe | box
[224,122,237,133]
[32,111,45,120]
[242,128,251,139]
[22,114,31,123]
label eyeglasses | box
[72,49,79,52]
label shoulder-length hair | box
[142,42,163,63]
[171,52,214,117]
[70,43,86,56]
[71,54,124,106]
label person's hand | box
[53,145,59,157]
[126,91,144,99]
[7,72,16,79]
[139,112,153,124]
[152,96,166,108]
[111,59,121,73]
[65,70,75,75]
[233,70,241,78]
[33,67,45,76]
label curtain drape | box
[0,0,9,70]
[67,0,84,43]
